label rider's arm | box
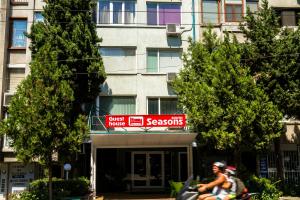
[222,181,232,189]
[202,175,226,190]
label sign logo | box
[105,114,186,128]
[129,116,144,126]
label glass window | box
[99,1,110,24]
[98,0,136,24]
[147,98,182,114]
[147,3,158,25]
[159,50,181,73]
[159,3,181,25]
[125,1,135,24]
[148,98,159,114]
[246,0,258,13]
[225,4,243,22]
[146,49,182,73]
[11,19,27,47]
[99,96,136,115]
[147,50,158,72]
[147,3,181,25]
[202,0,219,24]
[113,2,122,24]
[34,12,44,22]
[281,11,296,26]
[100,47,136,72]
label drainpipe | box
[192,0,196,41]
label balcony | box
[11,0,28,5]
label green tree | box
[0,0,106,199]
[240,0,300,118]
[240,0,300,180]
[173,30,282,166]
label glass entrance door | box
[132,152,164,188]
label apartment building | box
[89,0,198,194]
[0,0,45,199]
[0,0,198,196]
[198,0,300,185]
[0,0,299,198]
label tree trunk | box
[274,138,284,181]
[48,163,53,200]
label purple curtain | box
[147,3,157,25]
[159,4,181,25]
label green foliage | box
[0,1,105,199]
[9,191,40,200]
[241,0,300,117]
[249,175,282,200]
[0,0,105,165]
[10,177,90,200]
[173,30,282,151]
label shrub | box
[249,175,282,200]
[10,177,90,200]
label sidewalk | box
[280,197,300,200]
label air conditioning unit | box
[166,24,181,37]
[166,72,177,83]
[3,93,14,107]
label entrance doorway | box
[132,152,164,188]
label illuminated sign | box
[105,114,186,128]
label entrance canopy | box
[90,132,197,147]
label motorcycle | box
[176,176,259,200]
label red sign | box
[105,114,186,128]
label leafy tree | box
[173,30,282,166]
[0,0,105,199]
[240,0,300,179]
[240,0,300,118]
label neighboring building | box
[198,0,300,185]
[0,0,44,199]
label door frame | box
[131,151,165,189]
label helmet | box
[213,162,225,168]
[226,166,236,175]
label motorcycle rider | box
[197,162,229,200]
[223,166,237,200]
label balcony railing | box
[11,0,29,5]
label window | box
[98,0,136,24]
[34,12,44,22]
[225,0,243,22]
[11,19,27,48]
[99,96,136,115]
[281,10,297,26]
[147,49,182,73]
[275,9,300,27]
[100,47,136,72]
[148,98,182,114]
[147,3,181,25]
[3,112,12,148]
[246,0,258,13]
[202,0,219,24]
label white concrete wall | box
[96,0,195,117]
[268,0,300,8]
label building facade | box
[0,0,44,199]
[0,0,299,198]
[89,0,198,194]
